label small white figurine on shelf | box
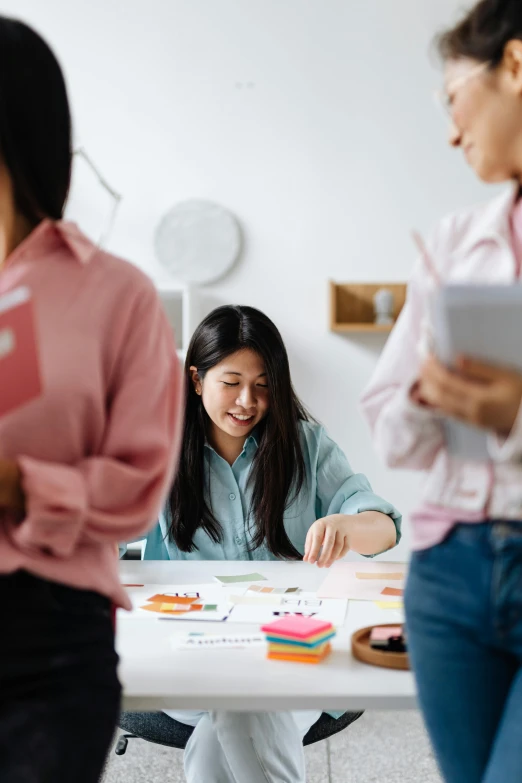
[373,288,394,325]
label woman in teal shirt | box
[137,305,401,783]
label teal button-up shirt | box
[140,420,401,561]
[123,421,401,720]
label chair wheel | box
[115,735,128,755]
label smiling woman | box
[435,0,522,183]
[126,303,401,783]
[191,348,270,462]
[172,304,312,559]
[361,2,522,782]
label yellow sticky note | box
[375,601,403,609]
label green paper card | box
[214,573,267,585]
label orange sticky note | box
[381,587,404,597]
[147,594,197,604]
[268,643,332,664]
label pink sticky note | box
[370,626,402,642]
[261,616,333,640]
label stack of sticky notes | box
[261,616,335,663]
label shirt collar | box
[204,431,259,458]
[458,182,518,257]
[54,220,98,264]
[4,218,97,269]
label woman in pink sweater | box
[361,2,522,782]
[0,18,182,783]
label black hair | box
[167,305,312,560]
[0,17,72,224]
[436,0,522,66]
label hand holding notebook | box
[433,284,522,460]
[0,286,42,418]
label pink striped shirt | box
[0,220,183,608]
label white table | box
[117,561,416,712]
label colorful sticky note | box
[268,641,330,656]
[381,587,404,597]
[247,585,300,595]
[147,594,198,604]
[140,596,214,615]
[214,573,267,584]
[356,573,404,581]
[267,642,332,664]
[266,629,334,646]
[261,616,333,640]
[370,626,403,641]
[141,602,189,614]
[375,601,404,609]
[265,631,336,648]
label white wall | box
[4,0,496,557]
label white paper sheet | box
[317,562,407,601]
[229,592,347,626]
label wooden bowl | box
[351,624,410,670]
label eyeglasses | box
[433,61,490,118]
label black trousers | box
[0,571,121,783]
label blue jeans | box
[405,522,522,783]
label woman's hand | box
[304,514,351,568]
[304,511,397,567]
[418,355,522,436]
[0,459,25,512]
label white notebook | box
[433,284,522,461]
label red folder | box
[0,286,42,418]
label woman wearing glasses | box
[362,1,522,782]
[0,18,182,783]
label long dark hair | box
[0,18,72,224]
[436,0,522,66]
[168,305,312,559]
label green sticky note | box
[214,573,267,584]
[202,604,218,612]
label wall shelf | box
[330,281,406,334]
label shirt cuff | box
[398,383,443,424]
[12,456,87,558]
[487,400,522,463]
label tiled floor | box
[102,711,442,782]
